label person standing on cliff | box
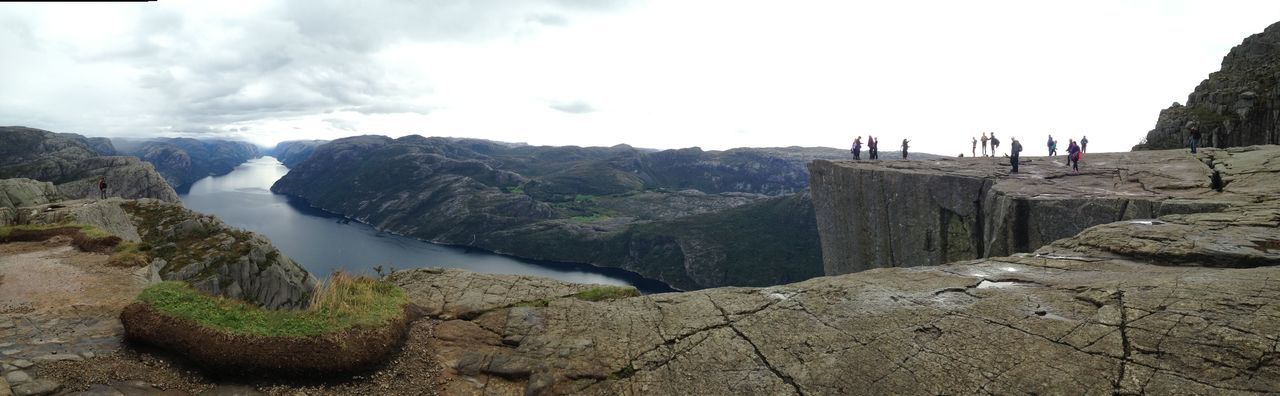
[1010,137,1023,173]
[1189,126,1202,153]
[971,137,977,157]
[901,139,911,159]
[1080,136,1089,153]
[850,136,862,160]
[1047,135,1057,156]
[980,133,989,157]
[1066,139,1081,172]
[97,177,108,199]
[989,133,1000,156]
[868,136,879,160]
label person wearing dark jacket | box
[1010,138,1023,173]
[850,136,862,160]
[868,136,878,160]
[97,177,108,199]
[901,139,911,159]
[1189,126,1201,153]
[1066,139,1081,172]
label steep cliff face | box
[1136,21,1280,150]
[810,146,1275,275]
[0,126,179,202]
[113,137,261,187]
[272,135,846,289]
[267,139,328,167]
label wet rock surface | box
[809,146,1279,275]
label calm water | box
[179,157,674,294]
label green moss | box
[0,223,109,239]
[109,242,150,267]
[572,285,639,302]
[610,364,637,380]
[138,279,406,338]
[574,194,596,203]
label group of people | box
[972,133,1002,157]
[972,133,1090,174]
[850,136,911,160]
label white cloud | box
[1,0,1278,153]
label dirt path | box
[0,239,142,362]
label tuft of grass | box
[572,285,640,302]
[0,223,121,252]
[108,242,150,267]
[138,273,407,338]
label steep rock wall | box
[810,146,1270,275]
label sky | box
[2,1,1279,155]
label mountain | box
[0,126,178,201]
[113,138,261,187]
[271,135,853,289]
[1135,21,1280,150]
[267,140,328,167]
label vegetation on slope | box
[137,273,406,337]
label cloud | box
[549,100,595,114]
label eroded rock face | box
[0,126,179,202]
[0,178,60,225]
[1135,21,1280,150]
[809,146,1277,275]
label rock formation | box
[271,135,858,289]
[113,137,260,187]
[0,126,178,202]
[387,146,1280,394]
[266,139,328,167]
[1135,21,1280,150]
[0,184,317,310]
[808,146,1275,275]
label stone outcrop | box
[4,193,316,310]
[389,146,1280,394]
[808,146,1276,275]
[0,126,178,202]
[266,139,328,167]
[0,178,60,225]
[113,137,261,187]
[1135,21,1280,150]
[271,135,857,289]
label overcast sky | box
[3,1,1279,155]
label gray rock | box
[9,360,31,369]
[30,354,82,363]
[0,127,178,202]
[3,371,29,384]
[0,376,10,396]
[11,378,60,396]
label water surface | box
[179,157,674,294]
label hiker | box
[1188,126,1201,154]
[971,136,977,157]
[1047,135,1056,156]
[850,136,862,160]
[980,133,989,157]
[1066,139,1081,172]
[1081,136,1089,153]
[97,177,107,199]
[990,133,1001,156]
[901,139,911,159]
[1010,137,1023,173]
[868,136,879,160]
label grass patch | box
[108,242,150,267]
[574,194,596,203]
[572,285,640,302]
[0,223,122,252]
[138,272,407,338]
